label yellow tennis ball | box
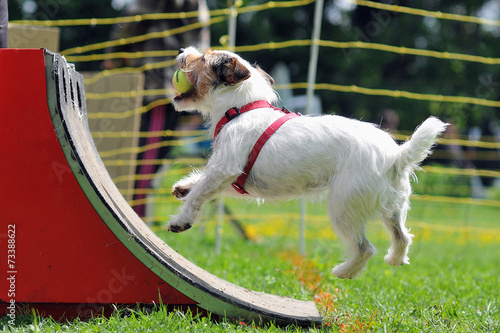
[172,69,193,94]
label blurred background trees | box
[7,0,499,130]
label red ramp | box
[0,49,321,326]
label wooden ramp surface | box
[0,49,321,326]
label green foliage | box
[8,0,119,71]
[413,166,471,198]
[210,0,500,130]
[9,0,500,129]
[486,185,500,200]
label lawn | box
[2,163,499,332]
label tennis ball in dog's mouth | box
[172,69,193,94]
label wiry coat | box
[168,47,448,279]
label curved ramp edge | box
[45,51,322,326]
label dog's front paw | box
[172,176,198,199]
[172,185,190,199]
[167,218,192,233]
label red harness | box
[213,100,300,194]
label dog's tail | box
[397,116,448,170]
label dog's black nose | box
[178,48,185,55]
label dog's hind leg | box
[382,202,414,266]
[327,195,377,279]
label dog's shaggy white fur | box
[167,47,448,279]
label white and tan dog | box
[167,47,447,279]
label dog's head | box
[172,47,277,116]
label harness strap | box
[214,100,289,139]
[231,112,300,194]
[212,100,300,195]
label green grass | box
[157,216,500,332]
[3,164,499,332]
[2,227,499,332]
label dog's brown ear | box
[221,58,251,84]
